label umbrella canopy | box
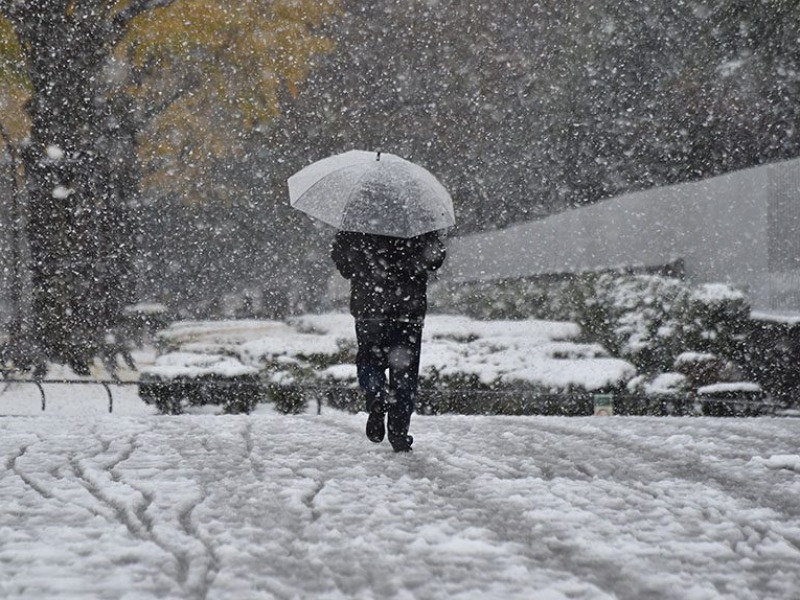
[288,150,455,238]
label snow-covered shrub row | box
[434,272,751,375]
[138,350,263,414]
[143,320,342,413]
[146,304,771,415]
[150,314,636,398]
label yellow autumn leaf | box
[0,0,339,196]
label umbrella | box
[288,150,455,238]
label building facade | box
[441,157,800,314]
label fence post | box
[35,381,46,411]
[101,382,114,413]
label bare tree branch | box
[142,86,190,124]
[111,0,177,37]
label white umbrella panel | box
[288,150,455,238]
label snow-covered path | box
[1,410,799,599]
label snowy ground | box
[0,321,798,599]
[1,386,799,599]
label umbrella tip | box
[376,151,381,161]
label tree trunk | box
[17,11,136,373]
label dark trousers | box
[355,318,423,439]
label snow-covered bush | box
[697,382,766,417]
[139,352,262,414]
[434,272,750,377]
[626,372,690,397]
[673,352,725,387]
[741,317,800,407]
[576,274,750,373]
[148,314,637,414]
[267,385,307,414]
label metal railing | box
[0,377,791,417]
[1,378,141,413]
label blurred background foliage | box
[0,0,799,325]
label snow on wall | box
[441,157,800,313]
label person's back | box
[331,230,446,452]
[331,231,445,321]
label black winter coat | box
[331,231,446,320]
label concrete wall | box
[441,158,800,313]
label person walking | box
[332,230,446,452]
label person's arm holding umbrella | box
[331,231,358,280]
[393,232,445,277]
[420,231,446,273]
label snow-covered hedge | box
[146,301,772,415]
[578,274,750,373]
[270,314,635,395]
[149,314,636,410]
[435,272,751,375]
[138,352,262,415]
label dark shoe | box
[390,435,413,453]
[387,404,412,452]
[366,409,385,443]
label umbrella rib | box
[339,167,377,229]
